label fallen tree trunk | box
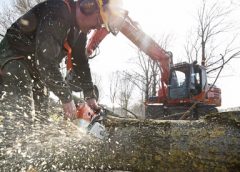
[0,111,240,171]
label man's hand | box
[62,100,77,120]
[86,98,101,112]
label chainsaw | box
[73,102,108,140]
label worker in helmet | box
[0,0,116,120]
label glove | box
[86,98,101,112]
[62,100,77,120]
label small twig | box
[206,54,225,93]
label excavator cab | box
[146,61,220,119]
[168,61,206,101]
[169,63,190,99]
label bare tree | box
[0,5,16,35]
[150,34,172,97]
[120,35,172,116]
[92,72,103,102]
[126,35,172,101]
[118,72,135,117]
[131,51,155,100]
[109,71,120,113]
[231,0,240,7]
[185,30,201,63]
[13,0,43,14]
[0,0,44,35]
[185,0,240,82]
[122,50,160,117]
[14,0,32,14]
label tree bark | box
[0,111,239,171]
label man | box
[0,0,113,120]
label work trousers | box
[0,38,49,122]
[0,39,52,161]
[0,60,49,120]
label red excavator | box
[83,10,221,120]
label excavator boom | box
[86,14,172,100]
[86,11,221,119]
[119,16,172,87]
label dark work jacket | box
[1,0,95,103]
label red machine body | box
[86,13,221,119]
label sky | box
[89,0,240,108]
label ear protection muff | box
[79,0,99,16]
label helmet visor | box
[97,0,125,35]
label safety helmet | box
[78,0,123,29]
[98,0,123,31]
[78,0,108,16]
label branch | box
[184,33,201,63]
[206,55,224,92]
[206,56,222,68]
[122,107,138,119]
[207,50,240,73]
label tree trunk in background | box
[0,111,239,171]
[201,38,206,66]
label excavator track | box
[145,104,218,120]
